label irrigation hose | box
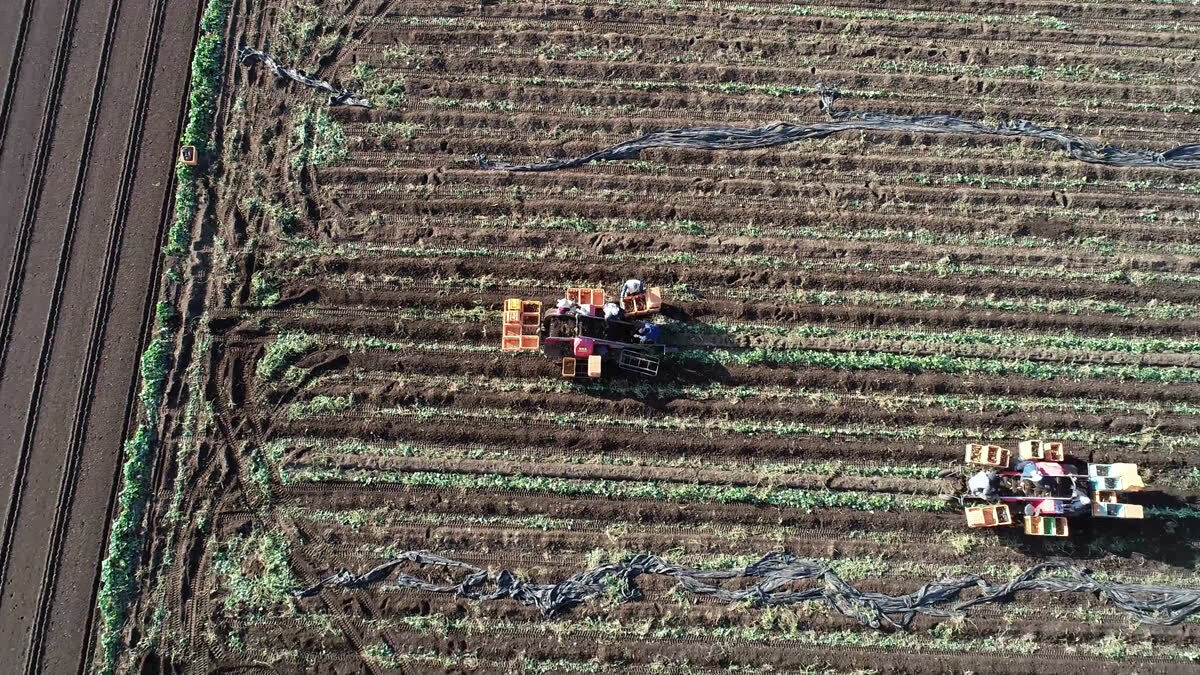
[290,551,1200,628]
[477,86,1200,172]
[238,46,373,108]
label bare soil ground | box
[119,0,1200,672]
[0,0,202,672]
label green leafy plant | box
[95,0,229,671]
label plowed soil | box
[121,0,1200,673]
[0,0,201,672]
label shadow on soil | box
[982,491,1200,570]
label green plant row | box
[336,401,1198,451]
[95,0,230,672]
[271,244,1194,320]
[377,614,1200,661]
[165,0,230,257]
[684,347,1200,384]
[667,320,1200,355]
[282,468,949,512]
[273,436,948,479]
[310,369,1200,417]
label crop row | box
[363,63,1200,118]
[665,321,1200,355]
[286,401,1199,452]
[313,533,1200,589]
[280,506,1192,577]
[261,301,1200,359]
[296,369,1200,419]
[337,185,1199,246]
[256,332,1200,393]
[459,38,1186,88]
[388,20,1188,73]
[332,613,1200,661]
[279,468,948,511]
[689,348,1200,383]
[267,247,1194,320]
[311,191,1200,255]
[95,0,230,672]
[268,436,949,479]
[368,67,1199,135]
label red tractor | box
[961,440,1146,537]
[501,281,666,379]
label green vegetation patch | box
[290,104,348,168]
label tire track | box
[0,0,36,152]
[0,0,82,380]
[0,0,93,610]
[20,0,167,665]
[48,0,206,669]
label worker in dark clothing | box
[634,323,661,344]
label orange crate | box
[1019,440,1065,462]
[587,355,602,378]
[522,300,542,314]
[644,286,662,312]
[504,310,521,324]
[505,298,523,311]
[567,288,605,306]
[561,357,577,377]
[503,323,522,337]
[1024,515,1069,537]
[520,335,539,350]
[502,335,522,351]
[521,312,540,327]
[965,504,1012,528]
[965,444,1010,467]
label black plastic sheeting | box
[238,46,372,108]
[290,551,1200,628]
[478,86,1200,172]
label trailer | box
[501,282,668,379]
[961,440,1146,537]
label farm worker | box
[602,302,625,321]
[1067,487,1092,515]
[1018,460,1063,487]
[556,298,576,314]
[1023,498,1063,517]
[621,278,645,300]
[634,323,661,344]
[966,471,994,498]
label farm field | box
[112,0,1200,673]
[0,0,202,672]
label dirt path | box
[0,0,201,671]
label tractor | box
[501,281,667,379]
[961,440,1146,537]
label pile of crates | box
[1025,515,1069,537]
[566,287,605,309]
[964,443,1011,467]
[965,504,1012,528]
[621,287,663,316]
[562,355,603,378]
[1018,439,1064,461]
[501,299,541,352]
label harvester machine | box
[501,282,667,379]
[961,440,1147,537]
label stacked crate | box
[964,443,1011,467]
[621,287,663,316]
[1018,440,1064,461]
[501,299,541,351]
[965,504,1012,528]
[1024,515,1070,537]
